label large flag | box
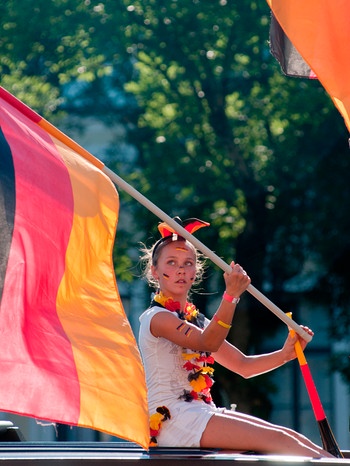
[0,86,149,449]
[267,0,350,132]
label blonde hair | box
[140,237,205,290]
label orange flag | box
[267,0,350,132]
[0,86,149,449]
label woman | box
[138,218,333,457]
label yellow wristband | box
[213,314,231,329]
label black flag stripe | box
[0,127,16,305]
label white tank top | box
[139,306,195,413]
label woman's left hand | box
[282,325,314,362]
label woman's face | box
[151,240,196,299]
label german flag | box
[267,0,350,132]
[0,87,149,449]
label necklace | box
[149,292,215,446]
[152,291,206,327]
[151,291,215,403]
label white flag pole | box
[103,166,312,343]
[0,85,311,342]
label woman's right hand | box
[223,261,251,298]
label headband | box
[151,216,210,262]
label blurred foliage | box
[1,0,350,410]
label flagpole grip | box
[103,167,311,343]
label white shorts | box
[156,400,226,448]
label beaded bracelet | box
[213,314,232,329]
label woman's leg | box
[227,410,329,455]
[200,411,333,457]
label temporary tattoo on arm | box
[176,322,186,332]
[176,322,192,337]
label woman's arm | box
[150,303,236,353]
[151,262,251,352]
[213,327,313,378]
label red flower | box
[183,361,200,371]
[197,354,215,364]
[164,298,181,312]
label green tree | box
[2,0,350,413]
[113,0,350,407]
[0,0,139,280]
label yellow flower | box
[150,412,163,431]
[182,351,201,360]
[201,366,214,375]
[189,374,208,392]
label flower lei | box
[148,291,215,446]
[149,406,171,447]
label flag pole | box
[0,86,311,342]
[286,314,343,457]
[103,166,312,343]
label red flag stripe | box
[0,100,81,421]
[0,87,149,448]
